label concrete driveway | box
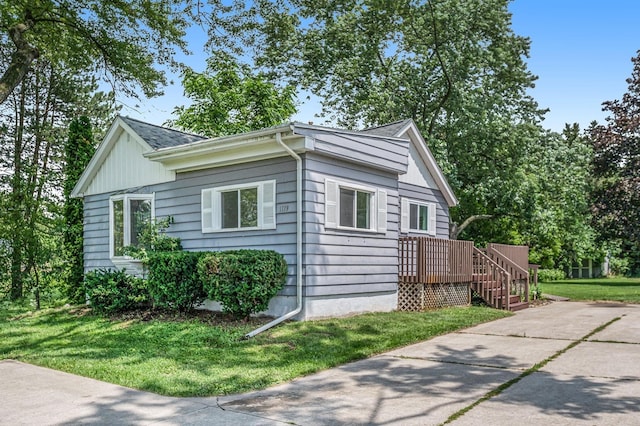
[2,301,640,425]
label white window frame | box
[325,178,387,233]
[201,180,276,233]
[109,193,155,259]
[401,198,437,236]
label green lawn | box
[542,277,640,303]
[0,304,510,397]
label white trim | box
[109,193,155,260]
[401,198,437,236]
[201,180,277,233]
[324,178,387,233]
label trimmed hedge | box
[198,250,288,319]
[538,268,566,282]
[84,269,149,314]
[147,251,207,312]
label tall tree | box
[63,116,94,302]
[0,0,190,105]
[214,0,545,241]
[169,53,297,137]
[519,125,597,269]
[0,56,112,301]
[590,50,640,273]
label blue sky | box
[121,1,640,133]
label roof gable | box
[365,119,457,207]
[71,116,180,197]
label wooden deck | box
[398,236,531,312]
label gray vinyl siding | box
[295,126,409,174]
[83,193,113,271]
[399,181,450,239]
[302,153,400,298]
[82,157,298,295]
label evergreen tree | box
[63,116,95,302]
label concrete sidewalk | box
[2,301,640,425]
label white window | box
[325,178,387,233]
[201,180,276,232]
[401,198,437,235]
[109,194,154,258]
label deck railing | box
[472,247,512,310]
[485,244,530,303]
[399,236,473,284]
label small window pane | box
[409,204,418,230]
[356,191,370,229]
[222,190,239,229]
[113,199,124,256]
[129,199,152,247]
[339,188,355,227]
[419,205,429,231]
[240,188,258,227]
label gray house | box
[72,116,457,320]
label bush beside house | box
[85,249,288,319]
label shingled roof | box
[120,116,206,150]
[362,119,413,137]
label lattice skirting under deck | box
[397,282,471,311]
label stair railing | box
[472,247,512,310]
[485,246,530,303]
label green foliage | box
[519,125,599,269]
[121,217,182,263]
[147,251,206,312]
[199,250,288,319]
[537,269,566,283]
[0,0,192,103]
[63,116,95,303]
[590,51,640,273]
[84,269,149,314]
[169,52,297,137]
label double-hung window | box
[325,178,387,233]
[400,198,436,235]
[109,194,154,258]
[201,180,276,232]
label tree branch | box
[450,214,493,239]
[0,17,39,104]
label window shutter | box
[428,202,437,236]
[261,180,276,229]
[400,198,410,233]
[377,189,387,233]
[325,179,338,228]
[201,189,220,232]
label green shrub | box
[199,250,288,320]
[84,269,149,314]
[147,251,206,312]
[537,268,566,282]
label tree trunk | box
[0,21,39,105]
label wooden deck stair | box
[471,246,530,312]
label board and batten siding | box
[85,129,175,196]
[82,157,298,297]
[398,181,450,239]
[303,153,400,300]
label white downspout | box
[245,130,303,338]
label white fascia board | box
[70,116,154,198]
[145,130,306,172]
[404,122,458,207]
